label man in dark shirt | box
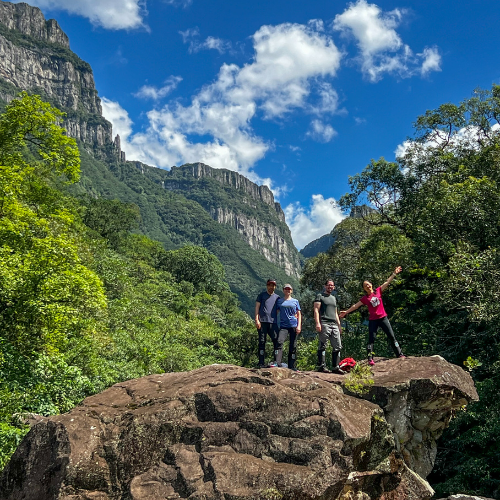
[314,278,345,374]
[255,279,280,368]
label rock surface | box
[437,496,496,500]
[0,357,477,500]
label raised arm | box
[380,266,402,293]
[339,301,364,318]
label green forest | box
[69,142,300,314]
[0,89,499,498]
[302,85,500,497]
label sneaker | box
[399,355,407,359]
[290,367,301,372]
[269,362,278,368]
[368,359,375,366]
[316,366,331,373]
[332,367,346,375]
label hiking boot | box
[291,367,301,372]
[316,366,331,373]
[332,367,346,375]
[368,359,375,366]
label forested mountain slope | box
[0,0,301,312]
[72,150,300,311]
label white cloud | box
[307,119,337,143]
[164,0,192,7]
[13,0,146,30]
[179,28,232,54]
[104,22,341,181]
[333,0,440,81]
[134,76,182,100]
[203,36,232,54]
[419,47,442,76]
[284,195,345,249]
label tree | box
[82,197,141,248]
[0,94,106,468]
[160,245,230,295]
[336,85,500,498]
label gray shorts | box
[318,322,342,351]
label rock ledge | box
[0,356,478,500]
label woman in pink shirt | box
[340,267,405,366]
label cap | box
[267,278,277,284]
[283,283,293,290]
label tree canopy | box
[301,85,500,497]
[0,94,257,470]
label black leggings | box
[275,327,298,369]
[367,316,403,359]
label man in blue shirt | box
[255,278,280,368]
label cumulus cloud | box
[419,47,442,76]
[179,28,232,54]
[103,22,341,180]
[333,0,440,81]
[285,195,345,250]
[307,119,337,143]
[12,0,146,30]
[134,76,183,100]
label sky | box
[9,0,500,249]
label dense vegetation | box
[301,85,500,498]
[1,84,498,498]
[0,94,258,469]
[69,148,299,313]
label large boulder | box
[0,357,478,500]
[314,355,478,479]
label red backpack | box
[339,357,357,372]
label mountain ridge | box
[0,0,303,311]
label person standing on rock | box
[314,279,345,374]
[255,278,280,368]
[339,267,406,366]
[274,284,301,371]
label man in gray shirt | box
[314,278,345,374]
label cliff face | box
[0,1,302,295]
[0,1,69,45]
[163,163,302,278]
[177,162,285,221]
[0,0,112,145]
[210,207,299,277]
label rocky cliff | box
[0,0,302,294]
[165,163,301,278]
[127,161,303,279]
[171,163,285,220]
[0,0,112,145]
[0,356,478,500]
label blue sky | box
[10,0,500,248]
